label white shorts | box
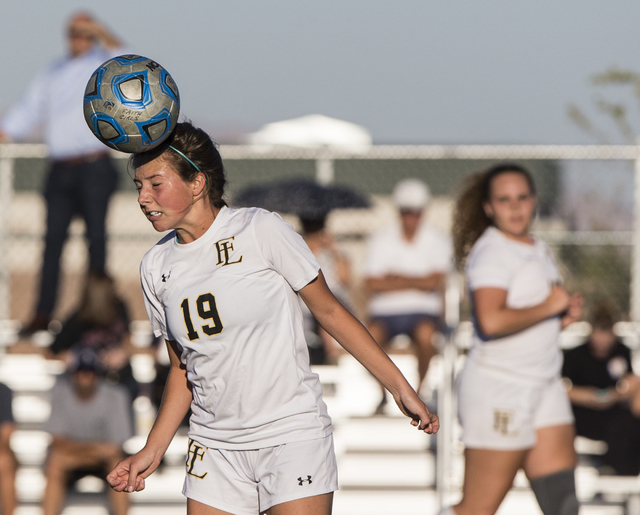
[457,364,574,450]
[182,435,338,515]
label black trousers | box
[573,405,640,475]
[36,157,118,316]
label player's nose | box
[137,186,151,205]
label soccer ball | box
[83,54,180,153]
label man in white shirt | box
[364,179,452,413]
[0,12,123,335]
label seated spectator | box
[300,215,352,365]
[43,349,132,515]
[0,383,16,515]
[562,303,640,475]
[47,272,138,404]
[364,179,452,413]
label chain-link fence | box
[1,143,638,327]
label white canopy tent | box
[246,114,372,153]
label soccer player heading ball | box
[106,122,438,514]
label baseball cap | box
[71,348,100,373]
[393,179,431,210]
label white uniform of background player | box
[141,206,336,513]
[365,179,452,410]
[458,226,573,449]
[439,163,580,515]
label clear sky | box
[1,1,639,144]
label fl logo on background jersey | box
[215,237,243,266]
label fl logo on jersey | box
[215,237,243,266]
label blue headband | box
[169,145,201,174]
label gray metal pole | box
[633,143,640,322]
[436,273,461,509]
[315,156,335,185]
[0,151,14,320]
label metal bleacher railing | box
[3,142,640,513]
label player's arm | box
[107,339,191,493]
[474,285,570,339]
[75,15,122,49]
[299,272,438,434]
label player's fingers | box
[426,413,440,434]
[107,467,129,491]
[126,463,141,493]
[134,476,146,492]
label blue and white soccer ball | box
[83,54,180,153]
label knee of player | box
[413,322,437,346]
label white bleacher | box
[2,323,638,514]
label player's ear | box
[192,173,206,196]
[482,200,494,220]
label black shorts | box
[370,313,441,340]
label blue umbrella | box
[233,179,370,219]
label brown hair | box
[131,121,227,209]
[452,163,536,268]
[77,271,119,327]
[589,302,617,332]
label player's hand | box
[561,293,583,329]
[393,388,439,434]
[107,447,160,493]
[546,285,571,317]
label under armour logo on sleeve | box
[297,475,312,486]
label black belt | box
[53,151,110,167]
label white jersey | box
[141,207,332,450]
[364,223,452,316]
[465,226,563,382]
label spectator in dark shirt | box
[47,272,137,404]
[0,383,16,515]
[562,304,640,475]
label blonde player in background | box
[439,164,582,515]
[106,122,438,515]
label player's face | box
[134,157,197,233]
[483,172,536,242]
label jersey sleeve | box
[466,241,513,291]
[253,211,320,291]
[140,257,173,341]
